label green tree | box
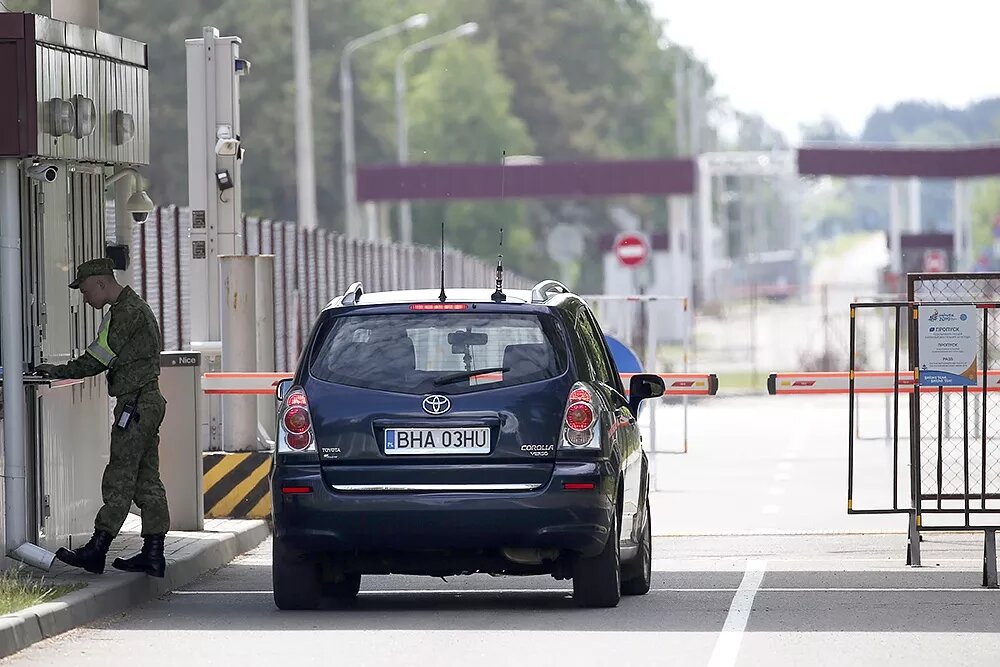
[405,39,539,275]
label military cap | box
[68,258,116,289]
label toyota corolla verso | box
[270,280,665,609]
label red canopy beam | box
[798,145,1000,179]
[356,158,697,202]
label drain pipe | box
[1,159,55,571]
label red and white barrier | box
[768,370,1000,395]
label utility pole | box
[292,0,318,230]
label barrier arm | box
[767,370,1000,395]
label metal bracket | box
[906,513,922,566]
[984,530,998,589]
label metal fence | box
[845,272,1000,587]
[108,205,532,371]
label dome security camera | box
[126,190,155,224]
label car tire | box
[573,510,621,608]
[621,498,652,596]
[272,542,322,610]
[324,573,362,602]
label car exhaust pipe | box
[502,547,560,565]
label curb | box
[0,520,270,660]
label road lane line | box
[707,559,767,667]
[761,505,780,514]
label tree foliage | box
[7,0,720,283]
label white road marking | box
[707,560,767,667]
[762,505,780,514]
[774,472,792,481]
[778,462,793,471]
[768,487,786,496]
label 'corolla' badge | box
[422,395,451,415]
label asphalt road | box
[5,395,999,667]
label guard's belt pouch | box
[116,400,140,430]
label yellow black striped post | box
[202,452,272,519]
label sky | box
[648,0,1000,143]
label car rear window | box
[309,311,568,395]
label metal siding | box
[177,207,192,349]
[273,224,286,372]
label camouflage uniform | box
[49,258,170,538]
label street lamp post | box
[340,12,429,239]
[395,22,478,245]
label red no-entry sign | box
[614,233,650,268]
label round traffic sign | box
[614,232,650,268]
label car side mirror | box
[628,373,665,415]
[275,378,294,402]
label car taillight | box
[283,406,311,434]
[280,389,316,453]
[561,382,599,449]
[566,402,594,431]
[285,432,312,450]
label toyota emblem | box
[422,395,451,415]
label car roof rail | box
[341,281,364,305]
[531,279,570,303]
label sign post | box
[918,305,979,386]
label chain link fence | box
[909,275,1000,519]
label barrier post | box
[255,255,276,443]
[220,256,259,451]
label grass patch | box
[0,568,83,615]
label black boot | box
[112,534,166,578]
[55,530,113,574]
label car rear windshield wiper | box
[432,367,510,386]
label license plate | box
[384,427,491,455]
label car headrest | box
[332,338,416,376]
[502,343,549,377]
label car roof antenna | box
[491,227,506,302]
[491,151,507,303]
[438,218,447,302]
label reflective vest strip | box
[86,311,117,367]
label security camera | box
[215,137,240,157]
[126,190,155,224]
[26,163,59,183]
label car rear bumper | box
[271,461,615,558]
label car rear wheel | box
[621,498,652,596]
[573,511,621,608]
[324,573,362,602]
[272,542,322,610]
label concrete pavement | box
[0,516,269,660]
[3,395,998,666]
[2,534,997,667]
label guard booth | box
[0,12,150,557]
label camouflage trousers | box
[95,388,171,537]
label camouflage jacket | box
[52,286,161,397]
